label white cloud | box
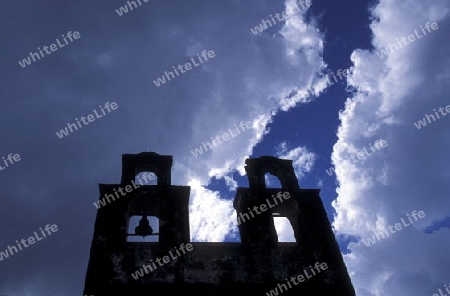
[274,217,296,242]
[331,0,450,294]
[188,179,237,242]
[223,175,238,192]
[275,141,316,180]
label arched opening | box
[135,171,157,186]
[273,217,295,242]
[126,215,159,242]
[264,172,282,188]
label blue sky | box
[0,0,449,295]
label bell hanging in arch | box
[135,215,153,237]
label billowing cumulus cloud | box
[331,0,450,295]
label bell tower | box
[234,157,305,247]
[83,152,190,294]
[233,156,351,284]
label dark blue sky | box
[1,0,449,295]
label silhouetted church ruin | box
[83,152,355,295]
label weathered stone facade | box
[83,152,355,295]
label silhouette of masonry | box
[83,152,355,296]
